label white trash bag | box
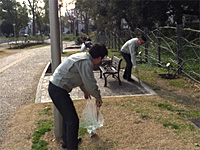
[79,99,104,137]
[81,43,86,51]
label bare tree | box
[27,0,42,35]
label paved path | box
[0,44,51,147]
[35,48,156,103]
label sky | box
[16,0,75,16]
[16,0,44,7]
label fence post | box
[144,27,148,62]
[157,27,161,67]
[134,28,138,37]
[112,31,114,49]
[114,30,117,49]
[108,31,110,48]
[176,25,182,75]
[128,28,131,39]
[118,30,121,51]
[123,30,126,43]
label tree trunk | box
[85,13,89,35]
[33,10,35,35]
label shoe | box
[77,137,82,143]
[127,78,135,82]
[123,75,127,80]
[62,137,82,148]
[62,142,67,149]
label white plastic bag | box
[81,43,86,51]
[79,99,104,136]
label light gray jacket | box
[50,52,101,101]
[121,38,139,67]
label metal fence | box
[96,26,200,84]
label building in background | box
[63,0,85,35]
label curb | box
[34,62,156,103]
[35,60,51,103]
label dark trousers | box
[121,52,132,80]
[48,82,79,150]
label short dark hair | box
[141,35,147,42]
[89,44,108,59]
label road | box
[0,45,51,147]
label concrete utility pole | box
[59,1,63,53]
[49,0,62,140]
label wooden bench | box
[99,56,122,87]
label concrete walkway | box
[36,69,156,103]
[35,43,156,103]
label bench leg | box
[100,69,102,78]
[103,74,107,87]
[118,73,121,86]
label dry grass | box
[0,44,25,59]
[1,94,200,150]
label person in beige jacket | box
[48,44,108,149]
[120,36,146,82]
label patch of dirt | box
[158,73,179,79]
[1,97,200,150]
[0,44,26,59]
[0,103,56,150]
[0,43,44,59]
[157,77,200,108]
[10,43,43,49]
[141,69,200,109]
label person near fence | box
[85,36,93,49]
[120,35,146,82]
[81,34,87,44]
[48,44,108,149]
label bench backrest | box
[111,56,122,72]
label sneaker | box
[127,78,135,82]
[123,75,127,80]
[62,142,67,149]
[77,137,82,143]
